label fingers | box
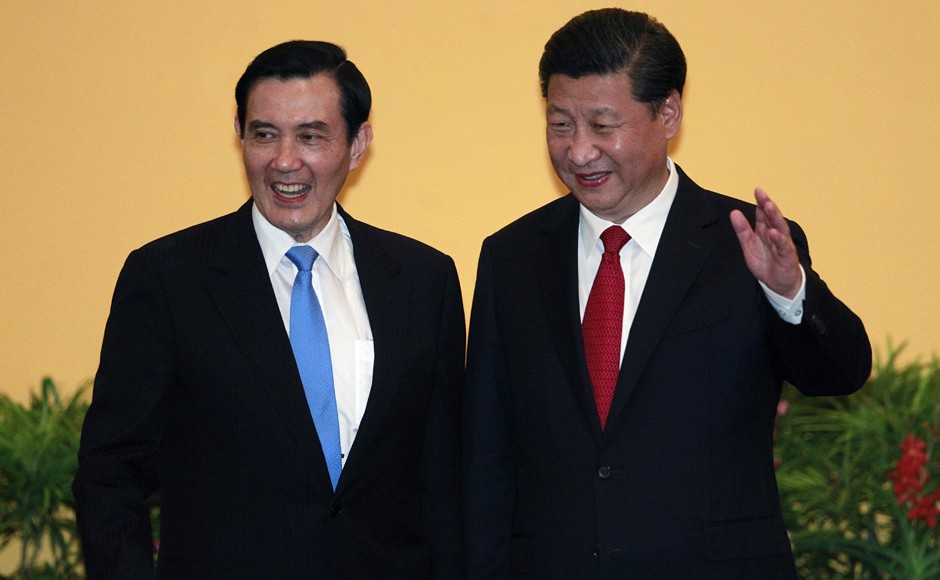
[729,209,752,237]
[733,189,794,254]
[732,188,802,297]
[754,188,790,235]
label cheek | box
[605,135,629,156]
[318,153,354,180]
[546,140,568,166]
[243,153,269,179]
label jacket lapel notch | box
[205,202,328,466]
[335,209,408,473]
[603,180,721,433]
[538,197,606,441]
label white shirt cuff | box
[760,265,806,325]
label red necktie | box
[582,226,630,430]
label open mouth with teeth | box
[272,183,312,201]
[576,172,611,187]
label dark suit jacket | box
[463,166,871,579]
[73,201,465,579]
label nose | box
[274,139,303,173]
[568,129,601,167]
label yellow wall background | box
[2,0,939,404]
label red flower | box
[905,489,940,529]
[888,434,939,528]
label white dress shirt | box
[578,158,806,361]
[253,203,373,465]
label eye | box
[548,120,572,133]
[299,132,323,144]
[249,130,276,142]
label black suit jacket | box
[73,201,465,579]
[463,167,871,579]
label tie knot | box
[600,226,630,255]
[286,245,319,272]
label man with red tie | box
[463,9,871,579]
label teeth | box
[273,183,310,197]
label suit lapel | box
[535,196,606,442]
[203,201,326,466]
[335,207,409,483]
[604,170,722,433]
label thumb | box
[729,209,752,239]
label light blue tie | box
[286,245,343,490]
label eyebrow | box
[246,120,275,132]
[246,120,332,132]
[297,121,331,132]
[546,104,620,118]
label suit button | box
[329,503,343,517]
[597,466,611,479]
[592,548,599,558]
[811,313,828,335]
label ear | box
[660,89,683,139]
[348,122,373,170]
[234,116,243,140]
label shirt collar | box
[579,157,679,259]
[252,202,347,280]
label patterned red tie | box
[582,225,631,430]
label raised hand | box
[729,188,802,299]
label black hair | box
[539,9,686,112]
[235,40,371,144]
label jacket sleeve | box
[423,257,468,579]
[72,247,169,579]
[463,239,515,579]
[768,220,872,396]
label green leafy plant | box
[775,343,940,579]
[0,378,89,579]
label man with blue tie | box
[73,40,464,579]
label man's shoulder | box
[341,208,454,266]
[672,165,740,206]
[673,165,807,241]
[128,203,250,266]
[486,195,578,243]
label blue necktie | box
[286,245,343,490]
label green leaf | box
[776,344,940,579]
[0,378,89,577]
